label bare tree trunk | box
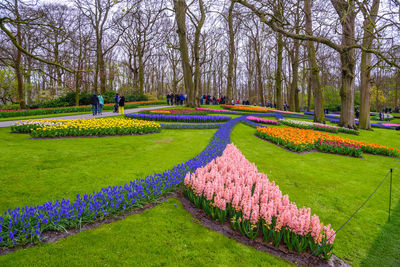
[307,74,312,112]
[15,0,25,108]
[359,0,380,130]
[25,56,32,105]
[173,0,195,106]
[99,51,106,93]
[305,0,324,122]
[332,0,357,128]
[275,32,283,110]
[193,0,205,107]
[138,42,145,94]
[226,1,235,103]
[255,40,264,106]
[396,71,399,111]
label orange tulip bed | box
[222,105,303,115]
[256,126,400,158]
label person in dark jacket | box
[114,93,119,113]
[166,93,170,105]
[91,93,99,116]
[118,95,125,115]
[355,108,360,119]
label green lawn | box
[231,123,400,267]
[0,112,90,121]
[0,127,215,211]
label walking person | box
[98,93,104,115]
[118,95,125,115]
[91,93,99,116]
[167,93,170,105]
[114,93,119,113]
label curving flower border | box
[160,124,222,129]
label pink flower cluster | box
[382,123,400,127]
[195,107,238,113]
[246,116,280,125]
[184,143,335,244]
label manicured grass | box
[0,198,289,266]
[231,123,400,266]
[0,127,215,211]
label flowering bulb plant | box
[12,118,161,137]
[256,127,399,157]
[246,116,280,125]
[222,105,303,115]
[149,109,207,115]
[184,144,335,259]
[278,119,360,135]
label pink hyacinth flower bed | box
[246,116,280,125]
[381,123,400,127]
[183,144,335,259]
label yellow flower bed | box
[27,118,161,137]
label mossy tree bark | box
[226,1,235,104]
[173,0,195,107]
[332,0,357,128]
[305,0,324,122]
[359,0,380,130]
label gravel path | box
[0,105,170,128]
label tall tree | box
[173,0,195,106]
[359,0,380,130]
[305,0,324,122]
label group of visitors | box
[166,93,186,105]
[114,93,126,115]
[201,95,228,105]
[90,92,126,116]
[90,93,104,116]
[378,108,392,121]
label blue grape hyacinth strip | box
[0,116,243,247]
[160,124,222,129]
[126,113,230,123]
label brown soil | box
[177,191,350,267]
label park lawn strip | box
[0,198,289,266]
[0,112,90,122]
[231,123,400,266]
[0,127,216,212]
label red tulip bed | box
[184,143,335,259]
[148,109,208,115]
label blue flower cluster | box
[126,113,231,123]
[240,120,268,129]
[0,116,244,248]
[160,124,222,129]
